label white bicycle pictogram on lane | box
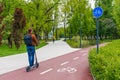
[57,66,77,73]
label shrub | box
[89,39,120,80]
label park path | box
[0,40,107,80]
[0,40,79,75]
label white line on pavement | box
[61,61,69,66]
[40,68,53,75]
[79,51,87,53]
[82,54,87,56]
[73,57,79,60]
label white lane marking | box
[82,54,87,56]
[73,57,79,60]
[40,68,53,75]
[79,51,88,53]
[57,68,66,72]
[57,67,77,73]
[61,61,69,66]
[67,67,77,73]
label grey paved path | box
[0,40,79,75]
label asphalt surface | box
[0,40,79,75]
[0,47,93,80]
[0,40,106,80]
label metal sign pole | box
[93,7,103,54]
[96,18,99,54]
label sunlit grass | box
[0,40,47,57]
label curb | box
[89,63,96,80]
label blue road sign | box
[93,7,103,18]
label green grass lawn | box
[0,40,47,57]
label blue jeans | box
[27,46,35,67]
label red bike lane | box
[0,47,94,80]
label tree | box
[24,0,60,41]
[112,0,120,37]
[66,0,95,40]
[0,3,5,45]
[12,8,26,49]
[95,0,116,39]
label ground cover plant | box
[89,39,120,80]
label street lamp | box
[80,14,84,48]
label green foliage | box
[57,27,64,38]
[0,0,61,47]
[1,0,120,49]
[112,0,120,36]
[94,0,118,39]
[89,39,120,80]
[2,14,13,25]
[65,0,96,38]
[2,14,14,38]
[66,35,97,48]
[67,39,79,48]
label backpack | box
[24,34,32,46]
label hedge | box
[89,39,120,80]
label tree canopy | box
[0,0,120,48]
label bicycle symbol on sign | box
[57,66,77,73]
